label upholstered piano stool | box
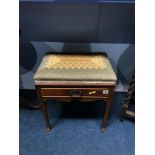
[34,53,117,132]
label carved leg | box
[101,98,112,132]
[120,74,135,121]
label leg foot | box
[46,126,52,132]
[101,126,106,132]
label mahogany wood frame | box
[35,81,115,132]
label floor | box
[19,92,135,155]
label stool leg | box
[40,100,52,131]
[36,87,52,131]
[101,98,112,132]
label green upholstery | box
[34,53,117,82]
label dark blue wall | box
[19,2,135,43]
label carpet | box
[19,92,135,155]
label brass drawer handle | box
[88,91,96,95]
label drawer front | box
[40,88,110,98]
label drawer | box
[40,88,110,98]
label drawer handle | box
[88,91,96,95]
[68,90,82,97]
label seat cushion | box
[34,53,117,82]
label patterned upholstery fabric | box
[34,53,117,82]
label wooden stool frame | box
[35,81,115,132]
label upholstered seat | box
[34,53,117,83]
